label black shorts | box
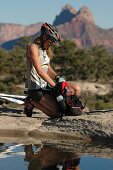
[28,89,46,103]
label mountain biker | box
[24,23,81,118]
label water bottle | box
[56,95,66,113]
[56,95,64,102]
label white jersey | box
[25,43,50,89]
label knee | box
[74,84,81,96]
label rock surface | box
[0,106,113,143]
[53,5,95,26]
[53,4,77,26]
[75,6,95,24]
[57,17,113,52]
[0,22,42,45]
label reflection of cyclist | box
[42,157,81,170]
[63,157,81,170]
[24,144,81,170]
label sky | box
[0,0,113,29]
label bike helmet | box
[41,23,61,44]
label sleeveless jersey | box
[25,43,50,89]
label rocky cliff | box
[0,4,113,53]
[57,17,113,50]
[53,5,95,25]
[0,22,42,45]
[53,4,77,26]
[54,5,113,51]
[75,6,95,24]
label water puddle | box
[0,140,113,170]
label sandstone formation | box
[53,4,77,26]
[0,106,113,143]
[57,17,113,51]
[0,4,113,53]
[75,6,95,24]
[0,22,42,45]
[53,5,95,26]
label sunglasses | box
[47,39,55,45]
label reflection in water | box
[0,143,24,158]
[0,142,113,170]
[24,144,80,170]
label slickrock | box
[0,106,113,143]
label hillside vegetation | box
[0,37,113,110]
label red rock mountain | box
[0,22,42,45]
[53,4,95,25]
[53,4,77,26]
[0,4,113,53]
[57,17,113,51]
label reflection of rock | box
[42,140,113,159]
[0,137,113,160]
